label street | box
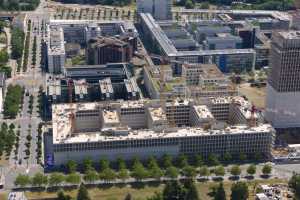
[1,0,48,189]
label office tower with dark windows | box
[266,31,300,128]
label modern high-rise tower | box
[266,31,300,128]
[137,0,172,20]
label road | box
[1,0,49,189]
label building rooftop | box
[201,64,225,79]
[210,96,231,104]
[232,96,258,119]
[193,105,214,119]
[120,100,145,109]
[140,13,257,58]
[48,79,61,96]
[74,79,88,96]
[278,31,300,39]
[102,109,120,124]
[99,78,114,95]
[148,107,167,122]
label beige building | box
[50,98,274,165]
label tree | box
[208,154,219,166]
[230,165,241,177]
[223,152,232,163]
[117,157,127,171]
[99,168,116,182]
[176,154,188,168]
[77,184,91,200]
[185,0,195,9]
[262,164,272,176]
[57,190,72,200]
[246,164,256,176]
[230,182,249,200]
[199,166,210,178]
[65,173,81,185]
[239,153,247,162]
[200,2,210,9]
[131,159,148,181]
[214,166,225,177]
[82,157,93,172]
[194,154,203,167]
[0,50,8,64]
[124,193,133,200]
[213,182,226,200]
[15,174,31,188]
[165,166,179,179]
[66,160,77,174]
[99,158,110,172]
[161,154,173,168]
[289,173,300,199]
[31,173,48,187]
[49,172,65,187]
[148,156,163,179]
[118,168,129,181]
[254,152,262,161]
[182,165,197,179]
[83,170,98,183]
[163,181,186,200]
[184,180,199,200]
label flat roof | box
[102,110,120,124]
[52,98,270,144]
[193,105,214,119]
[148,107,167,122]
[140,13,256,58]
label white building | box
[47,25,65,74]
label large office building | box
[266,31,300,128]
[140,13,256,73]
[44,19,138,74]
[86,36,136,65]
[48,97,274,165]
[137,0,172,20]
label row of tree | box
[31,36,37,66]
[56,0,132,7]
[3,84,23,118]
[57,184,91,200]
[0,0,40,11]
[65,153,262,174]
[36,123,43,164]
[22,20,31,72]
[0,123,16,158]
[11,27,24,60]
[15,154,272,189]
[125,180,249,200]
[175,0,294,10]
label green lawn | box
[24,179,288,200]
